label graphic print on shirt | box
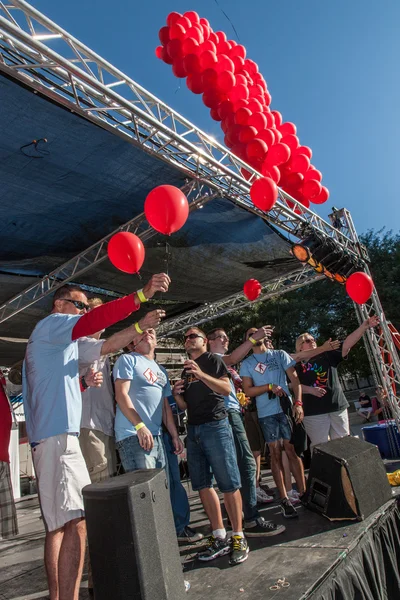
[143,368,168,387]
[300,362,328,388]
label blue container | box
[362,422,400,459]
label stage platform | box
[1,469,399,600]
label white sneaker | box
[287,489,301,505]
[256,487,274,504]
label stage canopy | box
[0,73,298,364]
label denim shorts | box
[259,412,292,443]
[186,418,241,493]
[116,434,166,472]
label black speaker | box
[305,436,392,521]
[83,469,186,600]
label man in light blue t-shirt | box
[113,328,183,471]
[240,327,305,519]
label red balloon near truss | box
[108,232,145,274]
[144,185,189,235]
[243,279,262,301]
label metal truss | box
[159,266,322,337]
[0,0,361,261]
[0,180,218,323]
[340,210,400,437]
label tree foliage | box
[205,229,400,378]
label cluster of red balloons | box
[346,272,374,305]
[108,185,189,274]
[243,278,262,301]
[156,11,329,210]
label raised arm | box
[71,273,170,341]
[100,309,166,355]
[291,339,340,362]
[183,360,231,395]
[342,315,379,357]
[222,326,273,366]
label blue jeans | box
[187,418,241,493]
[228,410,258,522]
[116,434,166,472]
[163,432,190,535]
[259,412,292,443]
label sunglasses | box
[210,334,229,342]
[60,298,90,311]
[184,333,206,341]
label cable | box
[212,0,241,42]
[20,138,49,158]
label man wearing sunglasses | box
[23,273,170,600]
[207,327,285,538]
[173,327,249,566]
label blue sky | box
[31,0,400,235]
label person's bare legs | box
[283,440,306,495]
[281,450,293,492]
[268,442,287,499]
[58,518,87,600]
[199,488,224,531]
[224,490,243,532]
[253,450,261,487]
[45,528,65,600]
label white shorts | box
[32,433,91,532]
[303,409,350,451]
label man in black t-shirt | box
[295,315,379,449]
[173,327,249,566]
[357,391,373,420]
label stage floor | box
[0,466,399,600]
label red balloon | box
[217,40,231,55]
[226,124,242,146]
[199,50,218,70]
[247,98,263,113]
[202,88,225,109]
[202,40,217,54]
[346,272,374,305]
[271,110,282,126]
[176,16,191,30]
[210,107,222,121]
[247,112,267,133]
[246,138,268,161]
[263,111,274,128]
[281,134,299,151]
[279,122,297,136]
[297,145,312,160]
[235,107,252,125]
[284,172,304,191]
[183,10,200,24]
[304,167,322,182]
[258,129,275,147]
[221,113,235,133]
[170,23,186,41]
[229,84,249,103]
[186,73,204,94]
[186,26,203,44]
[167,12,181,27]
[239,125,257,144]
[160,47,173,65]
[261,163,280,183]
[108,232,145,274]
[202,68,219,89]
[216,54,235,73]
[302,179,322,200]
[231,142,247,159]
[217,71,236,93]
[216,31,227,43]
[267,143,291,166]
[287,153,310,174]
[167,39,183,60]
[250,177,278,211]
[182,37,200,54]
[172,59,186,78]
[155,46,163,59]
[144,185,189,235]
[230,44,246,60]
[218,100,234,120]
[264,90,272,106]
[231,55,245,71]
[312,185,329,204]
[159,26,170,46]
[183,53,201,74]
[243,279,262,301]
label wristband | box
[268,383,273,392]
[137,289,148,303]
[249,336,257,345]
[294,400,303,407]
[135,422,145,431]
[80,376,88,391]
[134,321,144,334]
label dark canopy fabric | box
[0,72,300,364]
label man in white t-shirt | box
[23,274,170,600]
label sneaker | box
[244,517,286,537]
[280,497,298,518]
[229,535,250,565]
[287,489,301,505]
[177,526,204,543]
[256,487,274,504]
[197,535,230,561]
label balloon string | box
[158,241,171,310]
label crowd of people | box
[0,275,380,600]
